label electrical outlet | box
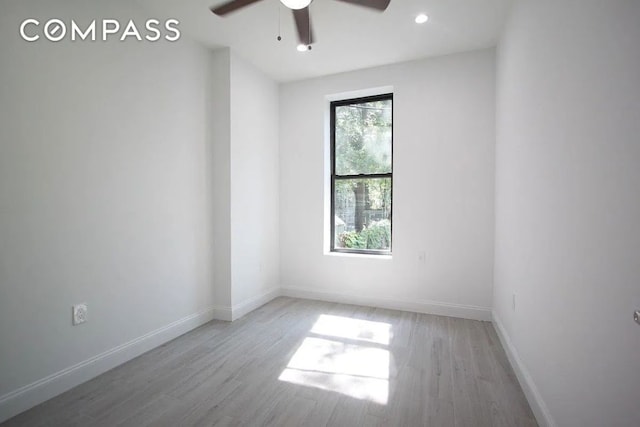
[72,303,88,325]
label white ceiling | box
[135,0,513,82]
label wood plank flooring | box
[2,297,537,427]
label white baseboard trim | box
[212,305,233,322]
[0,307,216,424]
[231,287,282,321]
[492,312,556,427]
[281,286,491,321]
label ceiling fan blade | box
[334,0,390,11]
[293,7,314,45]
[211,0,264,16]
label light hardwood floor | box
[2,297,537,427]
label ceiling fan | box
[210,0,391,48]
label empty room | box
[0,0,638,426]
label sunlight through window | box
[278,315,392,405]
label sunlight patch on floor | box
[311,314,391,345]
[278,315,391,404]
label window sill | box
[324,251,392,260]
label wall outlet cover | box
[72,303,88,325]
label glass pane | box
[335,99,392,176]
[334,178,392,251]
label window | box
[331,94,393,254]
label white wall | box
[279,50,496,319]
[211,49,233,311]
[0,0,217,420]
[207,49,281,319]
[494,1,640,426]
[229,54,280,310]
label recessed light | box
[415,13,429,24]
[297,44,309,52]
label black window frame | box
[330,93,393,255]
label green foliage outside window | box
[339,219,391,250]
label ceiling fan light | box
[297,44,309,52]
[280,0,312,10]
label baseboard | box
[0,307,216,424]
[492,312,556,427]
[281,286,491,321]
[212,305,233,322]
[231,287,282,321]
